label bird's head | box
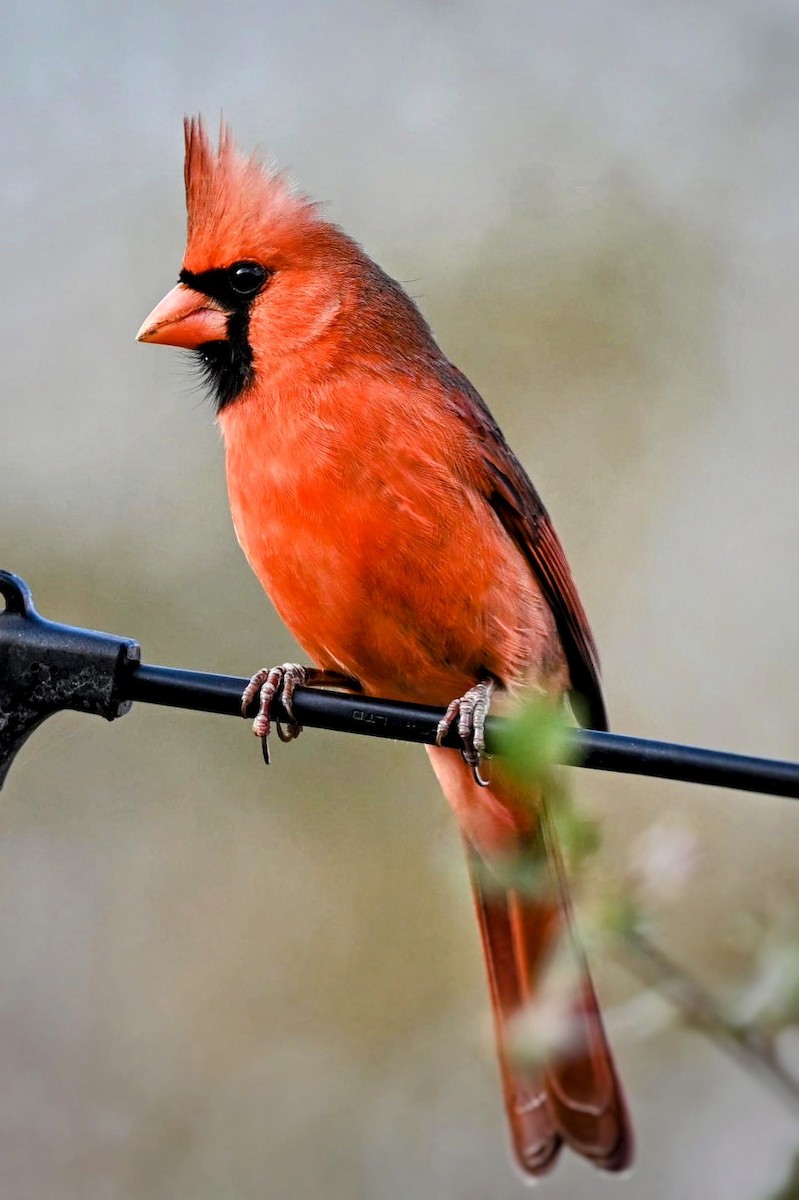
[137,117,359,412]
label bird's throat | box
[195,308,254,412]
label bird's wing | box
[441,366,608,731]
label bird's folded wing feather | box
[438,365,608,732]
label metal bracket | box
[0,571,140,787]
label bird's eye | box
[228,261,268,296]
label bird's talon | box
[241,663,308,763]
[435,698,461,747]
[437,679,495,781]
[276,719,302,743]
[472,762,491,788]
[279,665,306,726]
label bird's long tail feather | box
[427,746,633,1176]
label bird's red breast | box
[220,364,567,709]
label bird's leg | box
[436,678,496,787]
[241,665,360,764]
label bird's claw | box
[436,679,495,787]
[241,663,307,764]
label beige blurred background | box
[2,1,799,1196]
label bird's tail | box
[427,746,633,1177]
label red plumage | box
[138,117,633,1176]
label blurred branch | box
[622,928,799,1113]
[496,701,799,1121]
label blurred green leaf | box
[730,940,799,1034]
[470,846,553,902]
[599,893,645,941]
[495,700,576,787]
[548,789,601,871]
[768,1152,799,1200]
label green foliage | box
[494,699,577,788]
[493,695,799,1143]
[729,921,799,1034]
[769,1154,799,1200]
[548,787,602,873]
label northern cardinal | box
[138,117,632,1175]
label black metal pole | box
[125,662,799,800]
[3,569,799,799]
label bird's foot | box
[436,679,495,787]
[241,663,309,764]
[241,665,362,764]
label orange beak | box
[136,284,228,349]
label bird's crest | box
[182,116,319,270]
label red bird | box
[138,117,632,1176]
